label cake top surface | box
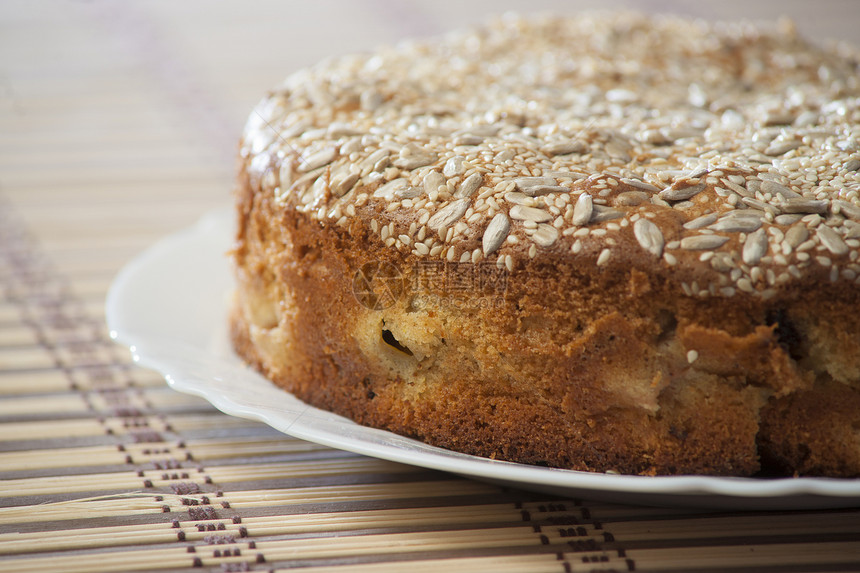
[241,12,860,299]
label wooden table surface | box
[2,2,859,571]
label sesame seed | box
[597,248,611,266]
[737,278,755,293]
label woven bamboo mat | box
[2,2,860,571]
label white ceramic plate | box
[106,210,860,509]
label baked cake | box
[230,13,860,476]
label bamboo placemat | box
[2,2,860,571]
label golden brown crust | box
[230,165,860,476]
[230,13,860,476]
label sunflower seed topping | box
[774,214,802,225]
[510,204,552,223]
[503,191,531,205]
[428,198,470,230]
[543,141,586,156]
[299,147,338,172]
[456,173,483,198]
[782,198,829,214]
[572,193,593,225]
[513,177,567,196]
[681,235,730,251]
[633,218,664,257]
[659,182,705,202]
[742,197,780,215]
[393,153,437,170]
[761,180,801,199]
[482,213,511,255]
[723,179,754,198]
[331,171,360,197]
[743,228,769,265]
[530,185,570,196]
[817,225,849,256]
[532,224,560,247]
[373,178,409,199]
[514,177,555,190]
[764,140,802,156]
[833,200,860,221]
[395,186,423,199]
[614,191,649,206]
[710,215,763,233]
[684,213,718,230]
[453,134,484,146]
[621,178,661,193]
[784,224,809,248]
[423,170,445,193]
[443,157,466,177]
[244,13,860,295]
[590,205,624,223]
[359,149,389,172]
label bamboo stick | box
[201,457,416,484]
[0,436,328,471]
[2,497,859,570]
[0,348,56,373]
[7,487,859,559]
[0,411,255,442]
[608,513,860,542]
[0,457,415,497]
[0,394,90,417]
[0,327,38,347]
[268,554,569,573]
[0,503,537,555]
[0,480,497,525]
[0,304,21,325]
[0,418,105,441]
[0,370,72,396]
[0,493,171,525]
[0,526,552,573]
[624,541,860,571]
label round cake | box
[230,12,860,476]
